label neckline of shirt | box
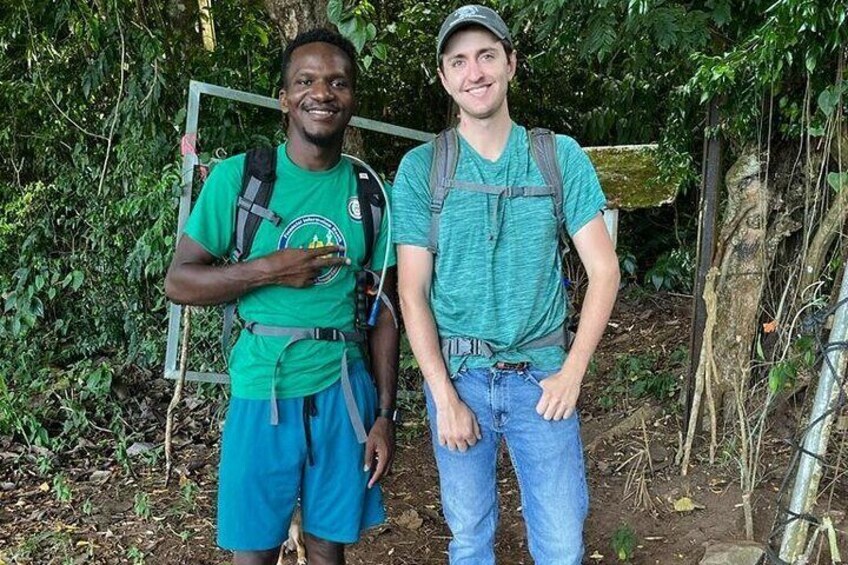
[455,122,522,168]
[278,143,350,179]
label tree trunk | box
[701,149,769,430]
[695,146,804,433]
[264,0,328,40]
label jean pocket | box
[521,368,544,389]
[449,367,467,382]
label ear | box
[507,51,517,81]
[279,89,289,114]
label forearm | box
[399,290,457,406]
[563,264,620,379]
[165,258,271,306]
[369,269,400,412]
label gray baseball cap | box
[436,5,512,59]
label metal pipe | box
[779,269,848,561]
[190,80,434,142]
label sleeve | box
[557,135,607,237]
[369,180,397,271]
[390,143,436,248]
[182,155,244,258]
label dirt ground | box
[2,291,846,564]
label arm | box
[364,267,400,487]
[164,235,349,306]
[397,245,481,451]
[536,214,620,420]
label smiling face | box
[438,26,516,123]
[279,41,355,148]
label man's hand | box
[259,245,351,288]
[436,397,482,452]
[535,370,582,421]
[364,417,395,488]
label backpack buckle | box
[314,327,341,341]
[449,338,474,357]
[429,199,445,213]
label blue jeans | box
[425,366,588,565]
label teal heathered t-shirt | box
[183,144,395,400]
[391,123,606,373]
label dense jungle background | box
[0,0,846,563]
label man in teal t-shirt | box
[165,29,398,565]
[393,6,619,564]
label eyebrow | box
[447,46,499,60]
[292,69,351,81]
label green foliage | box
[327,0,382,67]
[53,473,72,504]
[126,546,146,565]
[180,478,200,513]
[618,250,638,280]
[687,0,848,143]
[134,491,152,520]
[0,0,281,450]
[827,172,848,193]
[767,360,798,394]
[645,248,695,292]
[600,349,685,409]
[611,522,637,561]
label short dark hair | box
[280,28,358,88]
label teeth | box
[308,109,334,115]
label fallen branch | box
[165,306,191,486]
[585,403,660,452]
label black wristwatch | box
[377,407,400,423]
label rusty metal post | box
[684,99,721,430]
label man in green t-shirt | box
[393,5,620,564]
[165,29,398,565]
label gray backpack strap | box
[343,155,385,268]
[245,323,368,441]
[529,128,574,348]
[427,128,460,254]
[528,128,568,254]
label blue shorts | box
[217,361,385,551]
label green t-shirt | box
[391,123,605,373]
[183,144,395,399]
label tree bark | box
[264,0,328,40]
[694,146,804,434]
[701,149,769,431]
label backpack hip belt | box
[440,327,573,372]
[246,322,368,443]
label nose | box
[310,79,334,101]
[466,59,484,82]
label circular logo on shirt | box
[278,215,347,285]
[347,196,362,222]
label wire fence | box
[762,295,848,563]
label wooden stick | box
[165,306,192,486]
